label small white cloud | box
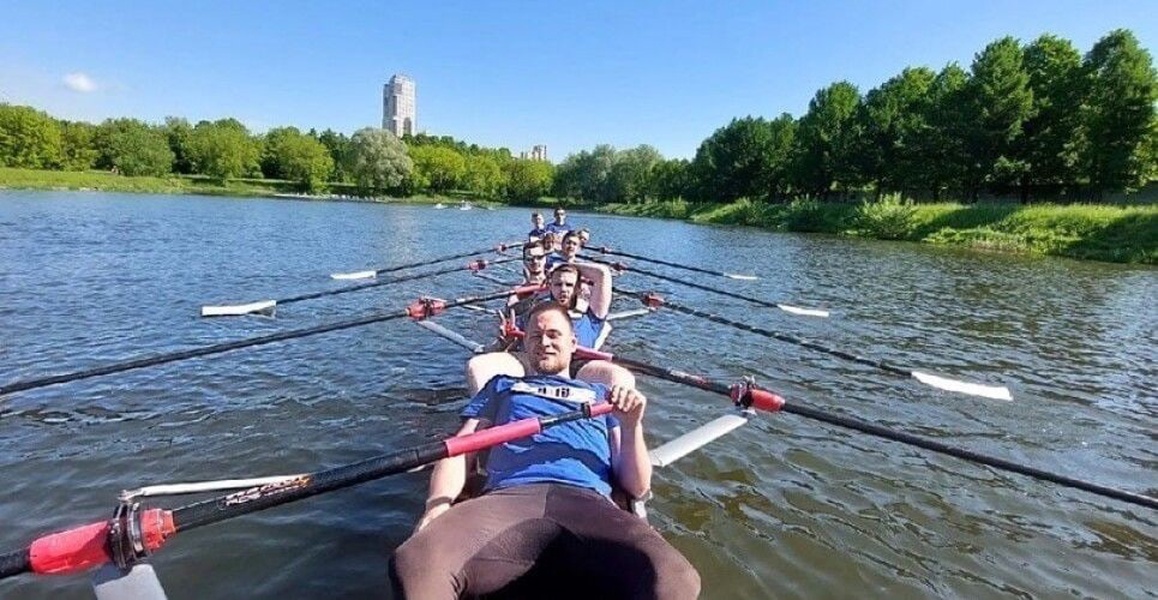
[63,72,98,93]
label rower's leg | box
[465,352,528,395]
[575,359,636,388]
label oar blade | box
[650,413,751,467]
[776,304,830,318]
[330,270,377,280]
[199,300,277,318]
[911,371,1013,401]
[725,273,759,281]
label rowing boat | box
[1,238,1151,599]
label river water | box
[0,191,1154,599]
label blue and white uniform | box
[462,374,617,496]
[545,221,573,236]
[528,227,547,238]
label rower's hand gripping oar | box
[329,240,527,280]
[201,257,517,317]
[581,255,829,318]
[593,246,759,281]
[627,290,1013,401]
[567,345,1157,512]
[0,402,612,581]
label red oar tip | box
[28,521,112,575]
[731,386,785,413]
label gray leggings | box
[389,483,701,599]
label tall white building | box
[382,74,416,137]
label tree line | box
[0,109,554,201]
[555,29,1157,204]
[1,29,1153,204]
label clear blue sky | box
[1,0,1153,161]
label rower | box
[390,303,700,600]
[545,230,582,271]
[471,262,624,392]
[528,211,547,239]
[545,207,572,235]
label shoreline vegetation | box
[3,167,1153,265]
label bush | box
[780,195,840,232]
[852,193,917,240]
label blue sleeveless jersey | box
[461,375,617,496]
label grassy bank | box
[597,197,1157,265]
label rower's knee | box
[653,551,701,600]
[466,352,526,395]
[576,360,635,388]
[389,536,460,599]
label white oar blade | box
[725,273,759,281]
[776,304,830,318]
[200,300,277,318]
[330,270,377,280]
[650,413,750,467]
[912,371,1013,401]
[606,308,653,321]
[93,563,168,600]
[416,320,485,353]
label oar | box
[580,255,829,318]
[618,288,1012,401]
[329,240,526,280]
[572,347,1156,511]
[0,285,543,397]
[592,246,758,280]
[0,402,613,581]
[201,257,518,317]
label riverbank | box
[5,168,1152,264]
[595,197,1157,265]
[0,168,504,208]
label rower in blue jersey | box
[545,206,572,235]
[528,211,547,239]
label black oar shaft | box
[595,351,1156,511]
[619,287,912,378]
[280,257,517,305]
[174,443,446,531]
[0,288,521,396]
[583,255,780,310]
[595,247,734,278]
[368,241,525,277]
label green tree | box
[857,67,935,196]
[93,118,174,176]
[163,117,194,174]
[793,82,862,197]
[0,104,63,169]
[961,36,1033,198]
[349,127,413,192]
[186,120,260,181]
[553,145,617,203]
[317,129,353,183]
[262,126,333,191]
[609,144,663,203]
[691,117,784,202]
[408,145,467,193]
[918,64,971,199]
[503,158,554,202]
[58,120,99,171]
[1019,35,1085,200]
[462,153,505,197]
[1082,29,1158,194]
[649,158,693,201]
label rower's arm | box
[609,422,652,500]
[575,262,612,319]
[415,418,484,531]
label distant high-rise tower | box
[383,74,416,137]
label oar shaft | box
[620,288,912,377]
[368,241,525,277]
[0,403,612,580]
[580,348,1154,511]
[1,287,533,396]
[595,247,735,279]
[282,258,518,305]
[583,256,780,310]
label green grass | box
[598,197,1157,264]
